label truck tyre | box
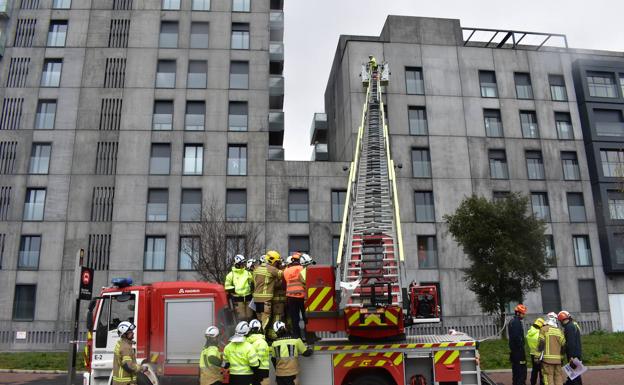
[351,374,392,385]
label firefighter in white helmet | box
[225,254,254,322]
[199,326,224,385]
[112,321,144,385]
[223,321,260,385]
[270,321,313,385]
[246,320,270,385]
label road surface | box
[486,367,622,385]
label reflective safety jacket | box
[538,325,566,365]
[252,264,282,303]
[246,334,270,370]
[526,325,541,357]
[225,267,253,297]
[271,337,311,377]
[112,338,139,385]
[199,345,223,385]
[223,341,259,375]
[284,265,305,298]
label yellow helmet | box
[266,250,281,265]
[534,318,545,328]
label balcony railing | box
[270,11,284,29]
[0,0,9,18]
[0,30,5,58]
[268,146,284,161]
[314,143,328,161]
[269,42,284,62]
[269,75,284,96]
[310,112,328,144]
[269,111,284,132]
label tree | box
[182,199,264,284]
[443,193,549,332]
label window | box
[289,190,309,222]
[567,193,586,222]
[150,143,171,175]
[232,0,250,11]
[183,144,203,175]
[555,112,573,140]
[41,59,62,87]
[190,22,209,49]
[411,148,431,178]
[230,61,249,89]
[188,61,207,89]
[185,101,205,131]
[484,109,503,137]
[587,71,618,98]
[147,189,168,221]
[541,281,561,313]
[226,189,246,221]
[549,75,567,101]
[288,235,310,256]
[231,23,250,49]
[226,236,245,262]
[492,191,510,202]
[47,20,68,47]
[417,235,437,268]
[531,192,550,222]
[156,60,176,88]
[545,235,556,266]
[332,236,340,264]
[228,101,248,131]
[331,190,346,222]
[53,0,71,8]
[162,0,180,10]
[159,21,178,48]
[144,236,166,270]
[153,100,173,130]
[192,0,210,11]
[489,150,509,179]
[608,191,624,220]
[415,191,435,222]
[479,70,498,98]
[595,109,624,137]
[13,285,36,321]
[408,106,428,135]
[181,189,202,222]
[561,152,580,180]
[615,233,624,265]
[23,188,45,221]
[600,149,624,177]
[520,111,539,138]
[29,143,51,174]
[525,151,544,180]
[35,100,56,129]
[227,144,247,176]
[405,67,424,95]
[179,236,200,270]
[579,280,598,312]
[573,235,592,266]
[18,235,41,269]
[514,73,533,99]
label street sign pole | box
[66,249,85,385]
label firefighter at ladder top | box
[252,250,283,333]
[508,304,528,385]
[559,310,583,385]
[223,322,260,385]
[538,317,566,385]
[112,322,145,385]
[225,254,254,322]
[200,326,224,385]
[270,321,313,385]
[246,319,270,385]
[284,252,305,339]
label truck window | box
[95,294,136,349]
[95,297,111,348]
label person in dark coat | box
[508,304,528,385]
[559,310,583,385]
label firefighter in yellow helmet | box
[526,318,545,385]
[270,321,313,385]
[112,322,144,385]
[252,250,283,332]
[199,326,224,385]
[225,254,254,322]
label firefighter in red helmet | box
[508,304,528,385]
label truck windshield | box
[95,293,136,348]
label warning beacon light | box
[111,277,133,288]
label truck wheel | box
[351,374,392,385]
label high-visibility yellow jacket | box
[246,333,270,370]
[526,325,541,357]
[199,345,223,385]
[112,338,139,385]
[225,267,253,297]
[271,337,311,377]
[538,325,566,365]
[252,264,282,303]
[223,341,259,375]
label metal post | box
[66,297,80,385]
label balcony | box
[0,0,9,18]
[268,146,284,161]
[269,75,284,110]
[270,11,284,41]
[313,143,328,161]
[269,42,284,62]
[269,110,284,132]
[0,30,5,58]
[310,112,328,144]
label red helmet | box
[514,304,527,315]
[557,310,570,322]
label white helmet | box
[547,312,558,321]
[300,254,315,266]
[234,254,246,265]
[205,326,220,338]
[246,259,256,269]
[546,318,558,328]
[249,319,262,332]
[286,256,293,265]
[229,321,250,342]
[117,321,136,337]
[259,255,267,264]
[273,321,286,333]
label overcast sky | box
[282,0,623,160]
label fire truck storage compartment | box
[165,298,214,363]
[298,353,333,385]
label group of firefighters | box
[509,304,584,385]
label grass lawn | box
[479,331,624,370]
[0,351,85,371]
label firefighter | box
[223,322,260,385]
[508,304,528,385]
[284,253,305,339]
[368,55,378,71]
[225,254,254,322]
[112,321,144,385]
[200,326,224,385]
[252,250,283,332]
[526,318,545,385]
[299,254,318,343]
[246,258,257,272]
[270,257,288,340]
[246,320,270,385]
[538,317,566,385]
[559,310,583,385]
[270,321,313,385]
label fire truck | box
[83,60,486,385]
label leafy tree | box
[444,193,549,332]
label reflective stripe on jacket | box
[225,267,253,297]
[112,338,138,385]
[223,341,259,375]
[271,337,308,377]
[246,334,270,370]
[199,345,223,385]
[538,325,566,364]
[252,264,282,302]
[284,265,305,298]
